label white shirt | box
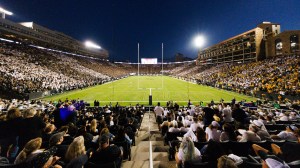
[190,122,204,132]
[154,106,164,116]
[180,127,190,133]
[169,127,180,133]
[277,131,298,141]
[163,109,169,117]
[222,107,233,122]
[205,127,221,142]
[184,129,197,142]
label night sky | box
[1,0,300,62]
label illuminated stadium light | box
[0,7,13,19]
[194,35,205,48]
[84,41,101,49]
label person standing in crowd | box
[203,105,215,126]
[0,108,23,156]
[232,104,248,129]
[154,102,164,131]
[222,105,233,123]
[19,108,46,149]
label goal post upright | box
[138,43,140,89]
[161,43,164,89]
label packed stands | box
[0,96,299,168]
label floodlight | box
[0,7,13,15]
[85,40,101,49]
[194,35,205,48]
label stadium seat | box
[229,141,251,156]
[265,124,286,131]
[85,161,117,168]
[275,121,295,124]
[183,160,209,168]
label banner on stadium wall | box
[141,58,157,64]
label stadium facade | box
[0,17,108,59]
[197,22,300,64]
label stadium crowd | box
[0,98,143,168]
[0,42,113,94]
[154,100,300,168]
[193,55,300,99]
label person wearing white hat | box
[251,120,271,141]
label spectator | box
[232,104,248,129]
[251,120,271,141]
[175,136,201,166]
[65,136,86,162]
[271,125,298,141]
[217,155,238,168]
[49,132,68,161]
[220,123,237,142]
[89,119,99,136]
[205,121,221,142]
[19,108,46,149]
[90,134,123,167]
[14,137,43,164]
[253,129,300,165]
[154,102,164,131]
[238,124,261,142]
[0,108,23,155]
[190,117,204,132]
[113,127,132,146]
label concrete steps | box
[122,112,176,168]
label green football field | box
[43,76,256,106]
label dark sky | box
[1,0,300,62]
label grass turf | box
[43,76,256,106]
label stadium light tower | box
[0,7,13,19]
[84,40,101,49]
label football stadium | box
[0,1,300,168]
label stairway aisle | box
[122,111,176,168]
